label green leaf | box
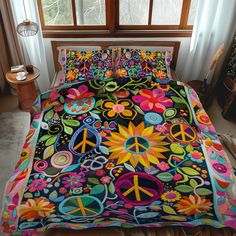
[95,99,103,107]
[137,212,159,218]
[88,178,100,185]
[44,109,54,121]
[170,143,185,155]
[171,96,184,104]
[190,179,198,188]
[90,184,105,195]
[182,167,200,176]
[134,105,144,115]
[63,119,80,127]
[162,205,177,215]
[174,103,187,109]
[156,172,173,182]
[89,112,100,120]
[175,185,193,193]
[43,145,54,159]
[108,182,115,194]
[196,188,212,196]
[39,134,51,142]
[91,110,101,114]
[45,136,57,146]
[59,96,65,103]
[64,126,73,135]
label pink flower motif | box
[29,179,47,192]
[100,176,112,185]
[157,161,170,171]
[59,187,67,194]
[62,172,85,189]
[66,85,94,101]
[173,174,183,181]
[132,89,173,113]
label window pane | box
[152,0,183,25]
[188,0,198,25]
[41,0,73,25]
[119,0,150,25]
[75,0,106,25]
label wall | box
[43,37,191,83]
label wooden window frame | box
[38,0,195,38]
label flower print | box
[105,70,113,79]
[100,99,137,120]
[96,169,106,177]
[173,174,183,181]
[100,176,112,185]
[103,121,169,169]
[132,89,173,113]
[157,84,170,91]
[116,68,127,78]
[20,149,30,160]
[19,198,55,221]
[155,124,168,134]
[140,50,156,61]
[59,187,67,194]
[105,162,114,170]
[175,195,213,216]
[54,104,64,112]
[157,161,170,171]
[62,172,85,189]
[29,179,47,192]
[77,50,93,60]
[161,190,181,202]
[155,70,167,78]
[213,163,227,174]
[49,90,60,100]
[66,84,94,101]
[188,150,204,163]
[66,70,76,81]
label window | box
[38,0,198,37]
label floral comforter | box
[1,77,236,235]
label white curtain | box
[10,0,50,92]
[182,0,236,84]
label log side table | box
[6,66,40,111]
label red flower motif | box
[96,169,106,177]
[29,179,47,192]
[132,89,173,113]
[100,176,112,185]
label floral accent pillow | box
[61,49,114,84]
[114,48,172,80]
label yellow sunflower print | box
[103,122,169,169]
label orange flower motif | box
[155,70,167,78]
[66,70,76,81]
[175,195,213,216]
[19,198,55,221]
[105,70,114,79]
[116,68,127,78]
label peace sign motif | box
[115,172,163,206]
[59,195,103,218]
[69,125,101,156]
[170,123,196,143]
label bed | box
[1,41,236,236]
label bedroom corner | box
[0,1,236,236]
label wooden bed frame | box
[51,40,181,72]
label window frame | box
[37,0,195,37]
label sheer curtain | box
[182,0,236,85]
[10,0,50,92]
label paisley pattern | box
[1,77,236,235]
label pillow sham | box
[114,48,172,80]
[61,49,114,84]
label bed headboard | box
[51,40,180,72]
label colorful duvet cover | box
[1,76,236,235]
